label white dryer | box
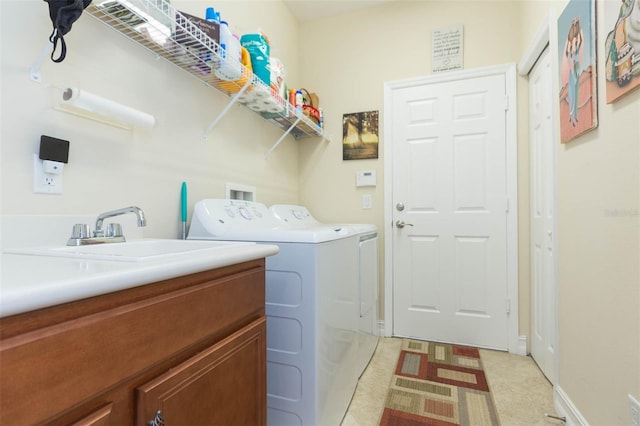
[269,205,379,378]
[188,199,361,426]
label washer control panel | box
[188,199,358,243]
[188,199,279,238]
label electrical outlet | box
[33,154,63,194]
[630,394,640,426]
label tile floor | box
[342,337,563,426]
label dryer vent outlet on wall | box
[226,183,256,201]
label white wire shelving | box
[84,0,323,154]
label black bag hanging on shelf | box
[44,0,92,63]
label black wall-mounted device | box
[39,135,70,163]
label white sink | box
[4,239,254,263]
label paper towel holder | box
[57,87,156,130]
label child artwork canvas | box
[558,0,598,143]
[604,0,640,103]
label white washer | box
[188,199,361,426]
[269,205,379,378]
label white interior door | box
[388,69,514,350]
[529,47,557,383]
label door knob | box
[396,220,414,228]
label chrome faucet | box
[94,206,147,237]
[67,206,147,246]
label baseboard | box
[518,335,528,355]
[377,320,385,336]
[554,385,590,426]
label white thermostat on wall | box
[356,170,377,187]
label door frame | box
[383,63,520,353]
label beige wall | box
[1,0,303,238]
[300,0,639,424]
[555,0,639,423]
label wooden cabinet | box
[0,259,267,425]
[136,318,265,426]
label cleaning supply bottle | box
[219,20,231,60]
[215,20,242,81]
[204,7,219,64]
[205,6,218,23]
[289,88,296,116]
[295,89,303,114]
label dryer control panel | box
[269,204,318,227]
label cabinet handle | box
[148,410,164,426]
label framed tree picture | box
[343,111,379,160]
[558,0,598,143]
[604,0,640,103]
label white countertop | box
[0,241,279,318]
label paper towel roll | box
[251,85,270,100]
[238,90,257,104]
[62,88,156,129]
[246,102,267,112]
[258,96,285,113]
[265,103,284,114]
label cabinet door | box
[136,317,266,426]
[69,404,114,426]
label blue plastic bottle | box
[204,7,219,64]
[295,90,303,114]
[205,7,218,23]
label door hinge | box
[505,197,510,213]
[506,298,511,315]
[504,95,509,111]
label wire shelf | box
[85,0,323,141]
